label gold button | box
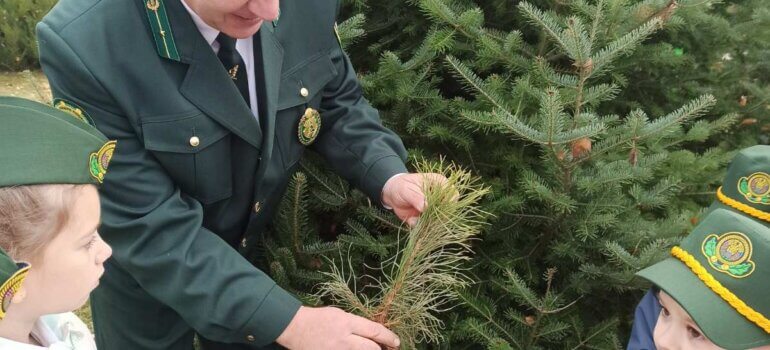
[253,202,261,214]
[300,87,309,97]
[246,335,255,342]
[189,136,200,147]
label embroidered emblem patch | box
[0,263,30,320]
[298,108,321,146]
[53,98,95,126]
[738,172,770,204]
[702,232,755,278]
[90,141,116,183]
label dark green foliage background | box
[264,0,770,348]
[0,0,56,71]
[2,0,769,348]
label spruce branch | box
[590,17,662,78]
[336,13,366,49]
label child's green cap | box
[0,96,115,187]
[709,145,770,224]
[638,207,770,349]
[0,249,29,320]
[0,96,115,319]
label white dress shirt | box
[180,2,405,206]
[181,0,259,118]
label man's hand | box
[276,306,400,350]
[382,173,449,226]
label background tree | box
[260,0,770,348]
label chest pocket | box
[275,52,338,169]
[141,113,233,204]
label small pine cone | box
[573,58,594,74]
[525,315,536,326]
[690,217,699,225]
[740,118,758,127]
[653,0,679,25]
[308,257,323,270]
[571,138,592,158]
[629,147,638,166]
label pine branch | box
[318,160,490,346]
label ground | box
[0,70,51,103]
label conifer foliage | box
[318,160,489,348]
[258,0,769,348]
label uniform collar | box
[180,0,219,48]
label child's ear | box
[11,287,26,304]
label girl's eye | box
[85,235,97,250]
[661,306,670,317]
[687,325,703,339]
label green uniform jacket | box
[37,0,408,346]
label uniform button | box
[189,136,200,147]
[246,335,255,342]
[241,237,247,248]
[300,87,309,97]
[254,202,262,214]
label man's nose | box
[246,0,280,21]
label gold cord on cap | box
[717,187,770,223]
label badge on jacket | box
[298,108,321,145]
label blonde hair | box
[0,184,85,262]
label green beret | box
[0,96,115,187]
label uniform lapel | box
[159,0,265,149]
[253,23,284,163]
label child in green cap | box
[628,145,770,350]
[0,96,114,349]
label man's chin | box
[222,20,264,39]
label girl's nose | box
[96,235,113,263]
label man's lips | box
[233,13,261,21]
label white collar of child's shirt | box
[0,313,96,350]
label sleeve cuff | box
[360,155,408,205]
[237,284,302,346]
[381,173,407,209]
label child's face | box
[653,290,721,350]
[23,185,112,313]
[654,291,770,350]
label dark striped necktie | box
[216,33,250,107]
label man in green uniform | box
[37,0,434,349]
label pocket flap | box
[278,53,338,110]
[141,113,230,153]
